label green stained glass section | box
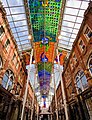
[38,62,52,73]
[29,0,62,42]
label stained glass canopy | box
[29,0,62,42]
[1,0,90,107]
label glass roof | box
[1,0,90,108]
[1,0,31,53]
[58,0,90,50]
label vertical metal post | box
[21,49,33,120]
[37,98,39,120]
[50,94,52,120]
[30,73,36,120]
[53,73,58,120]
[37,112,39,120]
[56,49,69,120]
[50,105,52,120]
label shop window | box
[0,26,5,38]
[4,39,10,50]
[79,40,85,52]
[75,70,88,93]
[84,26,92,39]
[88,54,92,76]
[2,69,14,91]
[0,56,3,69]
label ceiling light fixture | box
[58,35,62,39]
[28,34,32,39]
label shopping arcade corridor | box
[0,0,92,120]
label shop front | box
[0,85,13,120]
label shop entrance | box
[41,114,48,120]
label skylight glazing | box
[58,0,90,50]
[1,0,31,52]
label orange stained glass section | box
[34,42,55,63]
[54,50,67,65]
[60,51,67,65]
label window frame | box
[0,25,5,39]
[83,24,92,40]
[16,60,19,69]
[72,52,78,65]
[4,39,10,51]
[88,54,92,76]
[12,53,16,61]
[2,70,14,91]
[75,70,88,93]
[12,53,17,65]
[0,56,3,69]
[78,39,86,52]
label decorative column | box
[52,73,58,120]
[21,49,33,120]
[56,49,69,120]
